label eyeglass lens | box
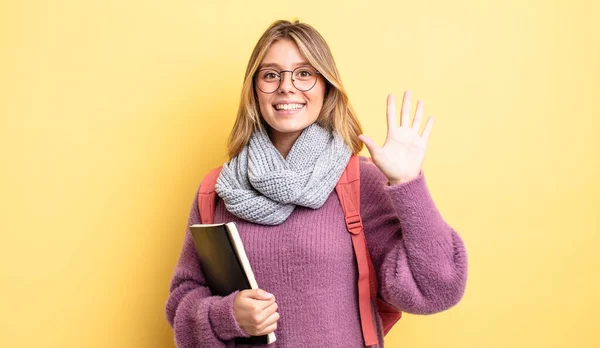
[256,66,318,93]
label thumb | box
[358,134,380,158]
[247,288,274,300]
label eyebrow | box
[258,61,311,70]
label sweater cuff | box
[383,170,444,231]
[209,291,250,341]
[384,170,426,195]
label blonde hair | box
[227,20,364,159]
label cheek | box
[256,93,272,115]
[308,83,326,108]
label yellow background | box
[1,0,598,347]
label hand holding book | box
[189,222,277,344]
[234,289,280,337]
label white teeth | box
[275,103,304,110]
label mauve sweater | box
[165,157,468,347]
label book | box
[189,222,276,345]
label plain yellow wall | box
[1,0,598,347]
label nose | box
[278,71,296,93]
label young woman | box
[165,20,468,348]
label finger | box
[257,321,278,336]
[253,301,278,327]
[244,295,275,313]
[358,134,380,158]
[257,311,280,333]
[412,100,424,130]
[245,289,274,301]
[262,300,279,318]
[255,296,276,311]
[422,116,434,141]
[386,93,397,131]
[400,90,412,127]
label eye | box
[297,69,312,77]
[262,71,279,81]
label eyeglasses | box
[254,66,321,94]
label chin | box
[263,114,315,134]
[268,122,309,135]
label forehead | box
[259,39,309,69]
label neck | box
[268,129,302,159]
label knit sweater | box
[165,156,468,347]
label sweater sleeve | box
[165,188,250,347]
[359,158,468,315]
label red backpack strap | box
[336,155,380,346]
[197,166,223,225]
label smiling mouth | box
[273,103,306,111]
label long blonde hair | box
[227,20,364,159]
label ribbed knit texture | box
[215,123,352,225]
[165,157,468,347]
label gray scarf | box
[215,123,352,225]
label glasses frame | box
[254,66,321,94]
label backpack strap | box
[197,166,223,225]
[335,155,380,346]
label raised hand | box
[358,90,434,185]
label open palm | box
[358,91,434,185]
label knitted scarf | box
[215,123,352,225]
